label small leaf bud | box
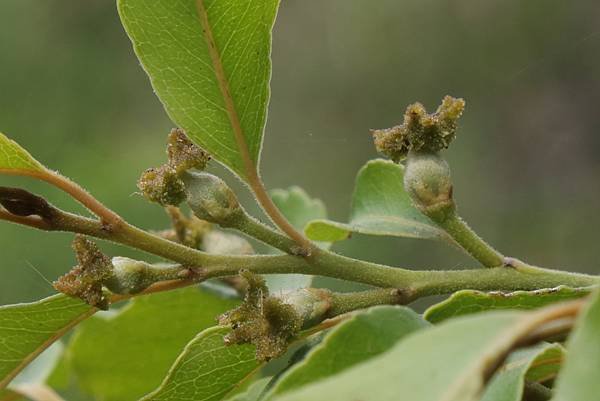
[183,171,244,227]
[104,257,156,295]
[279,288,332,328]
[403,152,455,221]
[105,257,195,295]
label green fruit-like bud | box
[104,257,153,295]
[403,152,455,221]
[279,288,332,328]
[183,171,243,226]
[104,257,185,295]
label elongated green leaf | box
[142,326,258,401]
[267,187,328,292]
[118,0,279,180]
[53,287,238,401]
[272,310,553,401]
[266,306,428,399]
[0,133,44,173]
[481,343,563,401]
[304,159,448,243]
[425,286,590,323]
[552,290,600,401]
[0,294,92,389]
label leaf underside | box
[272,311,532,401]
[141,326,258,401]
[52,287,239,401]
[117,0,279,180]
[0,294,92,389]
[265,306,428,399]
[481,343,564,401]
[552,289,600,401]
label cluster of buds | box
[138,128,246,228]
[218,271,332,361]
[372,96,465,222]
[138,128,211,206]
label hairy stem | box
[437,212,504,267]
[1,193,597,297]
[0,168,122,227]
[327,288,411,316]
[232,213,299,254]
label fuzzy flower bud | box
[183,171,243,226]
[403,152,455,221]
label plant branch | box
[231,212,299,254]
[0,168,122,228]
[194,0,311,253]
[436,212,504,267]
[0,207,49,230]
[1,188,597,298]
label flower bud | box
[403,152,455,221]
[104,257,185,295]
[279,288,332,328]
[182,171,243,226]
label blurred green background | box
[1,0,599,304]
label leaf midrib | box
[194,0,256,178]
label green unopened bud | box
[183,172,243,226]
[279,288,332,328]
[403,152,455,221]
[104,257,191,295]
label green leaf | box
[117,0,279,180]
[141,326,259,401]
[267,187,328,292]
[0,132,44,173]
[552,290,600,401]
[304,159,448,243]
[266,306,428,399]
[0,294,93,389]
[424,286,590,323]
[270,187,327,232]
[271,310,550,401]
[54,287,238,401]
[481,343,563,401]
